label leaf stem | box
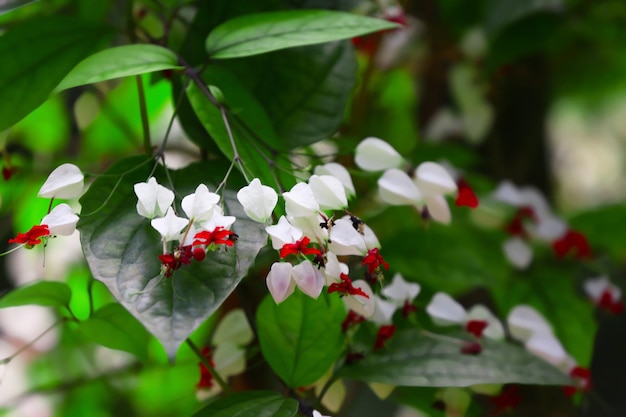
[315,374,338,408]
[136,75,152,155]
[1,318,68,365]
[186,338,232,394]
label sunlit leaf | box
[0,281,71,310]
[78,156,267,360]
[256,291,346,388]
[205,9,399,59]
[190,391,298,417]
[55,45,183,92]
[0,15,111,130]
[338,328,571,387]
[79,303,150,360]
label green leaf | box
[190,391,298,417]
[338,328,571,387]
[79,303,150,360]
[77,156,267,360]
[485,0,563,37]
[205,9,399,59]
[0,281,71,310]
[568,204,626,261]
[222,40,357,148]
[256,291,346,388]
[0,0,38,14]
[55,44,183,92]
[0,15,111,131]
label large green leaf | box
[77,156,267,359]
[256,291,346,388]
[0,16,111,131]
[78,303,150,360]
[190,391,298,417]
[338,328,570,387]
[568,204,626,261]
[55,45,183,92]
[484,0,563,37]
[205,9,399,59]
[0,281,71,311]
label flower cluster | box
[354,137,477,224]
[8,163,82,249]
[134,178,237,277]
[489,181,591,269]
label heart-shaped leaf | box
[78,156,267,360]
[256,291,346,388]
[55,44,183,92]
[338,328,571,387]
[205,9,399,59]
[190,390,298,417]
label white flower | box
[328,218,367,256]
[414,162,457,196]
[427,292,503,339]
[150,207,189,242]
[201,206,236,232]
[377,168,422,206]
[236,178,278,223]
[342,280,375,318]
[584,275,621,303]
[181,184,220,223]
[322,251,349,285]
[371,295,397,324]
[308,175,348,211]
[355,137,403,171]
[314,162,356,198]
[287,213,328,243]
[292,260,325,299]
[134,177,175,219]
[282,182,319,218]
[381,273,420,306]
[265,216,303,250]
[266,262,295,304]
[41,203,79,236]
[38,163,84,199]
[502,236,532,269]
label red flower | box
[402,299,418,318]
[158,246,194,277]
[329,273,370,299]
[598,290,625,315]
[552,229,592,260]
[279,236,322,258]
[563,366,591,396]
[490,385,522,415]
[362,248,389,274]
[193,227,237,248]
[455,178,479,208]
[374,324,396,351]
[505,206,537,237]
[2,166,17,181]
[341,310,366,332]
[9,225,50,247]
[465,320,488,338]
[197,347,215,389]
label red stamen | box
[279,236,322,258]
[362,248,389,274]
[374,324,396,351]
[563,366,592,396]
[193,227,237,248]
[505,206,537,237]
[328,273,369,299]
[9,225,50,247]
[465,320,488,338]
[196,346,216,389]
[490,385,522,415]
[455,178,479,208]
[461,341,482,355]
[402,299,418,318]
[552,229,592,260]
[341,310,366,333]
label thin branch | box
[186,338,232,394]
[136,75,152,154]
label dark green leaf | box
[485,0,563,37]
[256,291,346,388]
[77,156,267,359]
[0,281,71,310]
[0,16,111,130]
[55,45,182,92]
[568,204,626,261]
[190,391,298,417]
[338,328,571,386]
[205,10,399,59]
[0,0,38,14]
[79,303,150,360]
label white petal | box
[312,410,331,417]
[314,162,356,198]
[426,292,466,326]
[38,163,84,199]
[466,305,504,340]
[525,331,567,367]
[584,275,621,302]
[292,260,325,299]
[382,273,420,304]
[41,204,79,236]
[323,251,349,286]
[343,280,375,318]
[362,223,381,250]
[283,182,319,218]
[266,262,295,304]
[491,180,523,206]
[371,295,397,325]
[328,218,367,256]
[309,175,348,211]
[201,206,236,231]
[507,305,553,342]
[425,194,451,224]
[150,207,189,242]
[288,213,328,242]
[134,177,175,219]
[503,237,533,269]
[529,214,568,241]
[518,186,552,218]
[181,184,220,223]
[377,168,422,206]
[214,343,246,377]
[212,309,253,346]
[265,216,303,250]
[355,137,403,171]
[237,178,278,223]
[414,162,457,196]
